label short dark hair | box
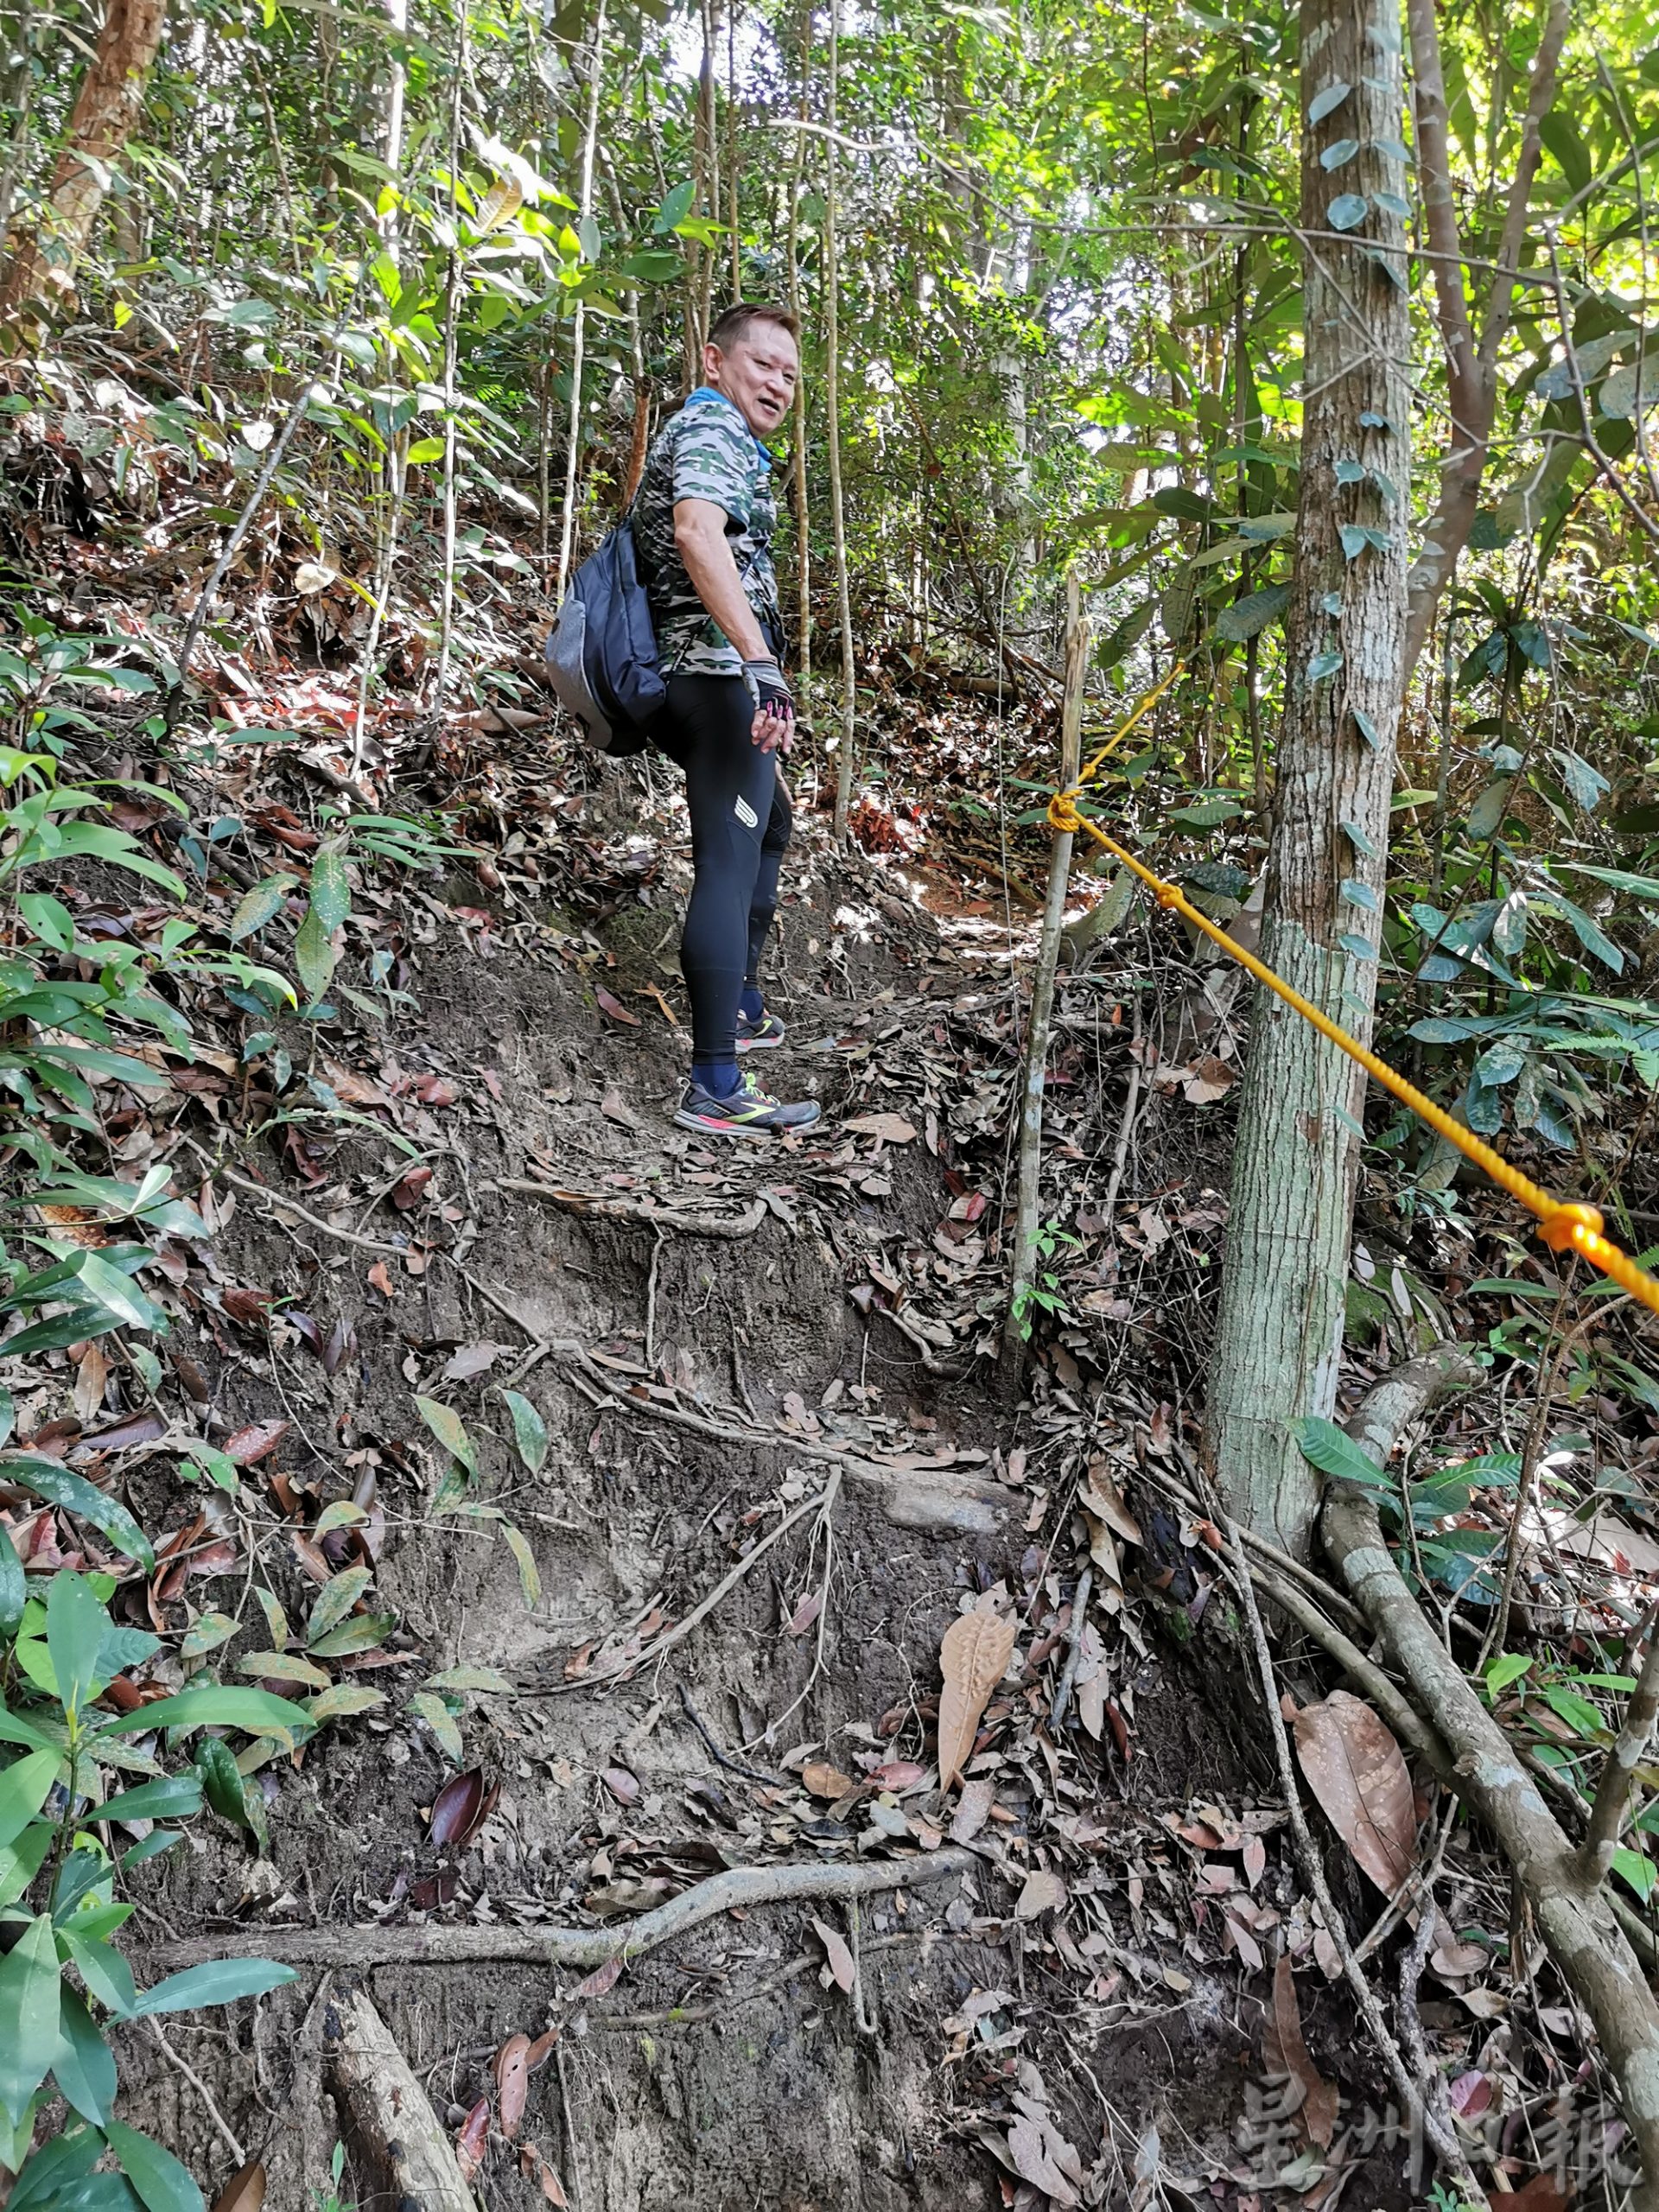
[707,302,799,353]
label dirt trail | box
[105,758,1391,2212]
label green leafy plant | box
[1010,1224,1083,1341]
[0,1569,298,2203]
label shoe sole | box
[672,1105,821,1139]
[735,1033,785,1052]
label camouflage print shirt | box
[631,385,783,678]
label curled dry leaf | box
[455,2097,490,2182]
[1291,1690,1415,1899]
[810,1915,856,1993]
[494,2032,531,2138]
[573,1955,624,2000]
[842,1111,918,1143]
[519,2142,570,2207]
[210,2162,266,2212]
[429,1768,499,1850]
[1265,1956,1338,2147]
[937,1605,1017,1789]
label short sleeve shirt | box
[631,386,783,677]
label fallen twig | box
[136,1850,974,1974]
[327,1985,480,2212]
[1322,1351,1659,2201]
[1049,1565,1094,1732]
[677,1682,787,1788]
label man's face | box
[705,323,799,438]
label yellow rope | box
[1047,677,1659,1323]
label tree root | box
[135,1849,975,1975]
[495,1180,769,1240]
[1319,1350,1659,2206]
[327,1985,480,2212]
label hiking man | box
[631,302,822,1138]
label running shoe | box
[735,1008,786,1052]
[674,1070,821,1138]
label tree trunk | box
[823,0,857,837]
[556,0,607,601]
[785,1,811,691]
[1203,0,1413,1555]
[1005,573,1089,1376]
[2,0,167,328]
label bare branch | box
[1580,1612,1659,1888]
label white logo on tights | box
[734,795,758,829]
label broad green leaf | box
[105,2120,208,2212]
[0,1456,154,1569]
[1484,1653,1533,1697]
[48,1571,109,1720]
[1214,582,1289,642]
[98,1774,204,1825]
[1613,1847,1658,1900]
[501,1389,548,1474]
[423,1667,512,1694]
[304,1684,385,1723]
[294,906,336,1004]
[227,876,295,943]
[407,1689,463,1761]
[1325,192,1368,230]
[52,1987,116,2124]
[307,1610,395,1658]
[306,1563,372,1646]
[0,1523,21,1637]
[414,1395,477,1474]
[99,1684,302,1744]
[501,1521,541,1609]
[308,841,352,933]
[235,1649,330,1689]
[0,1914,60,2126]
[130,1959,297,2018]
[0,1747,58,1850]
[1307,79,1351,123]
[195,1735,254,1829]
[1290,1414,1391,1491]
[0,1818,53,1910]
[181,1610,239,1658]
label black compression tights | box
[657,673,792,1065]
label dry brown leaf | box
[1082,1462,1142,1544]
[842,1111,918,1143]
[1005,2114,1080,2208]
[1264,1956,1338,2147]
[494,2031,531,2138]
[949,1777,996,1843]
[210,2163,266,2212]
[519,2143,569,2207]
[1014,1869,1067,1920]
[802,1760,855,1800]
[1291,1690,1416,1899]
[938,1606,1016,1789]
[810,1915,856,1993]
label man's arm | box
[672,499,771,660]
[672,498,792,752]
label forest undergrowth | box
[4,332,1659,2212]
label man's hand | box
[743,656,795,753]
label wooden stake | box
[1004,572,1090,1375]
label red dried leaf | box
[224,1421,289,1467]
[494,2033,531,2138]
[518,2143,569,2206]
[367,1262,393,1298]
[391,1166,433,1211]
[454,2097,490,2181]
[1265,1956,1338,2146]
[210,2160,265,2212]
[595,985,640,1027]
[601,1766,639,1805]
[429,1769,497,1849]
[573,1955,625,2000]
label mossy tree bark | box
[1204,0,1413,1555]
